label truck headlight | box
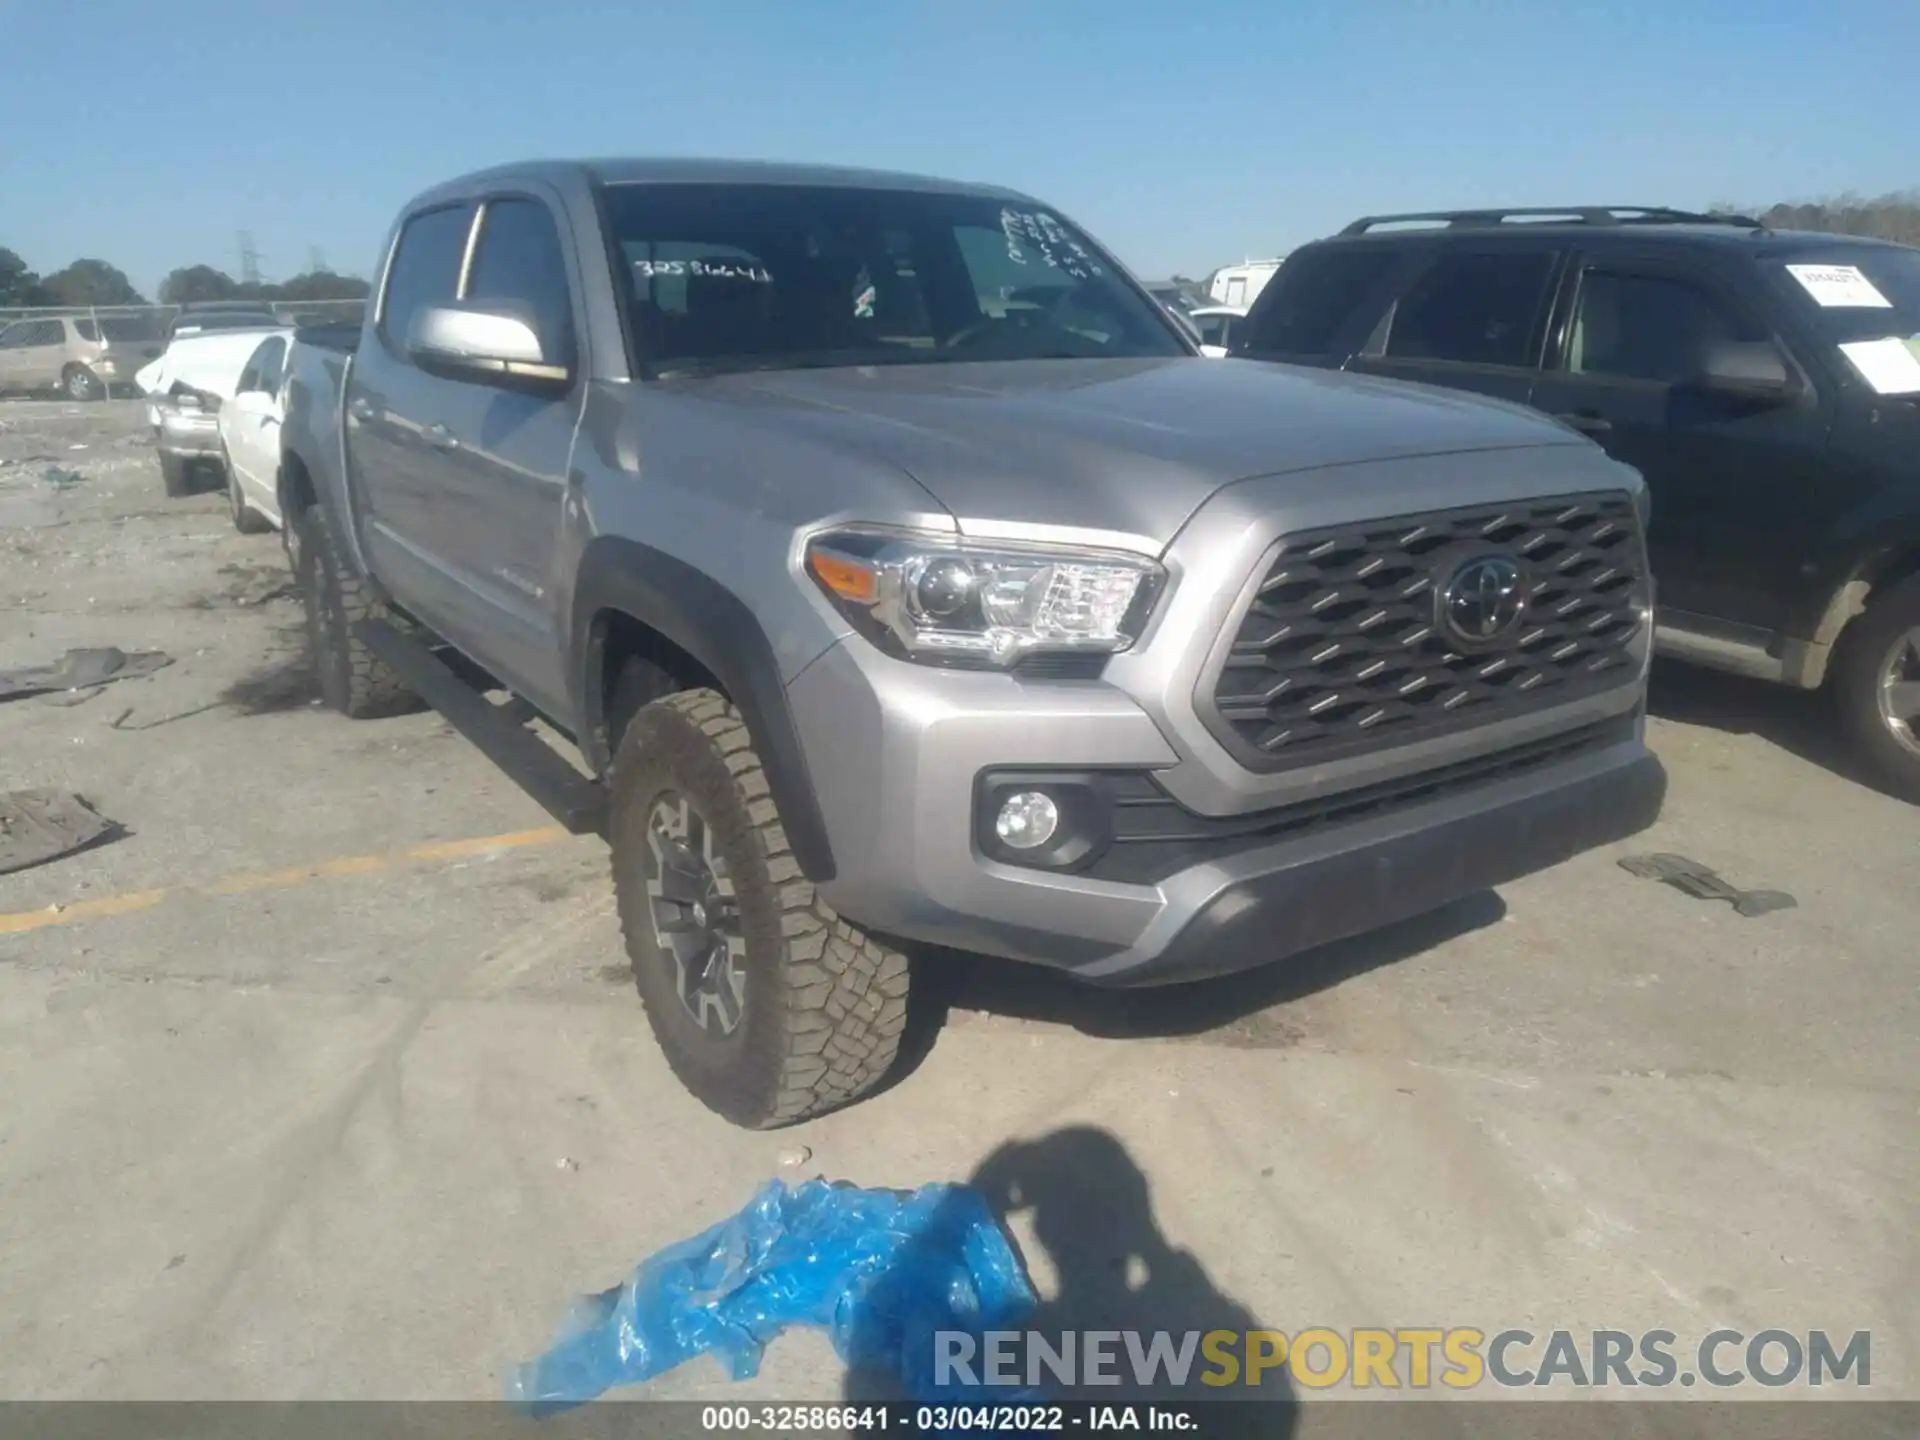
[805,527,1163,668]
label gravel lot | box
[1,398,1915,1421]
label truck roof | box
[425,157,1031,202]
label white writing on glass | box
[634,258,773,283]
[999,209,1103,279]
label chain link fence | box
[0,299,366,329]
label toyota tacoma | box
[278,159,1666,1127]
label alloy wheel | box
[1877,626,1920,758]
[643,791,746,1036]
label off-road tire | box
[1831,574,1920,804]
[609,686,911,1127]
[159,453,199,498]
[292,503,419,719]
[63,365,104,402]
[225,449,274,534]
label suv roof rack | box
[1337,206,1765,236]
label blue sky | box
[1,0,1912,297]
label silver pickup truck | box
[279,158,1666,1128]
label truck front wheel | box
[292,503,420,719]
[609,687,912,1127]
[1832,573,1920,804]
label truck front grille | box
[1203,492,1647,772]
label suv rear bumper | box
[787,637,1664,985]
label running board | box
[354,619,607,836]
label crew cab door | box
[1529,255,1833,634]
[347,200,480,633]
[1344,246,1562,409]
[422,190,587,718]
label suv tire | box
[158,453,198,498]
[1832,573,1920,804]
[63,365,105,402]
[609,687,911,1128]
[292,503,420,718]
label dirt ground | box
[1,398,1915,1421]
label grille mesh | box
[1205,492,1646,770]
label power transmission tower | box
[238,231,262,287]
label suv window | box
[379,204,474,350]
[1238,248,1401,358]
[1381,250,1557,368]
[1,319,65,348]
[1565,271,1768,384]
[463,197,577,366]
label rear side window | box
[378,204,473,350]
[463,197,577,366]
[73,319,100,342]
[0,320,65,347]
[254,337,289,392]
[1382,250,1558,368]
[1238,248,1401,358]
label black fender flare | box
[570,536,837,883]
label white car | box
[216,333,295,534]
[134,326,289,517]
[1189,304,1249,358]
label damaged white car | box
[135,325,289,514]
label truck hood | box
[705,356,1584,546]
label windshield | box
[1773,247,1920,395]
[599,182,1187,377]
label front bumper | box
[1078,739,1664,986]
[788,637,1664,984]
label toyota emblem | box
[1439,554,1529,645]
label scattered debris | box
[0,647,173,703]
[555,1157,580,1172]
[778,1145,813,1168]
[0,790,119,876]
[508,1178,1034,1410]
[68,443,89,451]
[1618,853,1797,917]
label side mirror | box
[406,305,569,389]
[1689,341,1801,405]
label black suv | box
[1234,206,1920,800]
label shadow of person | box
[843,1126,1297,1436]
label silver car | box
[0,313,165,399]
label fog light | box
[994,791,1059,850]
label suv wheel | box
[224,448,273,534]
[291,503,420,718]
[1832,574,1920,803]
[63,365,104,402]
[609,687,911,1128]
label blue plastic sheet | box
[507,1178,1038,1410]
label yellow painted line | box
[0,825,569,937]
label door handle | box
[424,422,459,453]
[348,396,375,422]
[1555,410,1613,436]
